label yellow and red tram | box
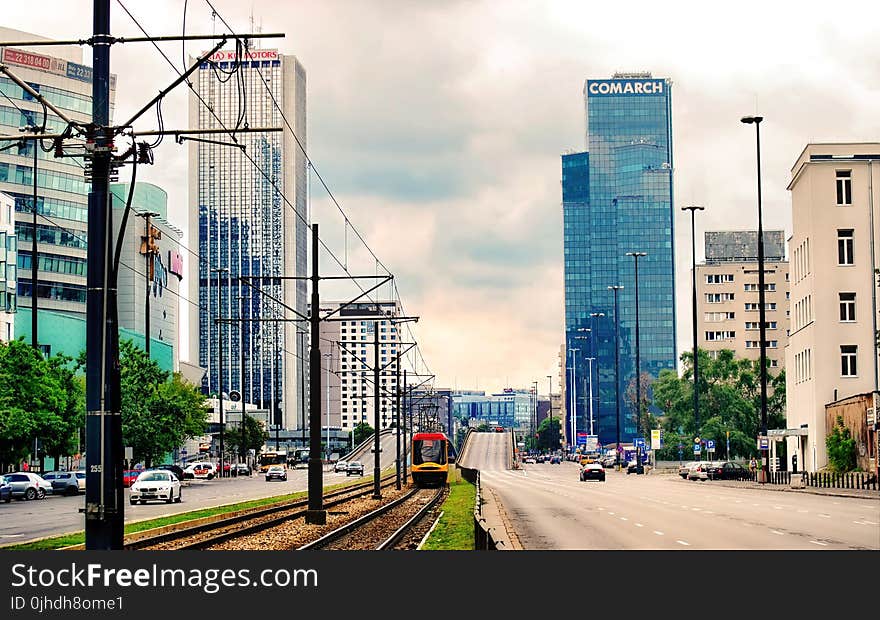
[410,432,453,487]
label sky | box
[3,0,879,395]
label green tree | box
[476,422,490,432]
[225,414,269,458]
[119,340,208,466]
[353,422,374,446]
[536,416,561,452]
[826,415,857,472]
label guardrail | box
[457,464,499,550]
[745,469,878,490]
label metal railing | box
[746,469,879,490]
[458,464,499,550]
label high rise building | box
[188,47,307,431]
[562,72,676,449]
[0,27,115,327]
[785,143,880,472]
[695,230,789,370]
[0,192,16,341]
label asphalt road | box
[461,433,880,550]
[0,431,407,546]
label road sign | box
[635,437,646,448]
[694,436,700,444]
[758,436,770,450]
[706,440,715,450]
[181,449,187,455]
[693,445,701,454]
[651,429,662,450]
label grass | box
[420,477,476,550]
[2,474,373,551]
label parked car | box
[156,464,185,481]
[183,462,216,480]
[130,470,182,504]
[4,472,53,500]
[687,461,714,481]
[678,462,693,479]
[626,460,645,475]
[122,470,142,488]
[601,455,618,468]
[232,464,251,476]
[265,465,287,482]
[549,456,562,464]
[41,471,81,496]
[334,460,349,473]
[580,463,605,482]
[706,461,748,481]
[1,476,12,502]
[346,461,365,476]
[523,456,537,464]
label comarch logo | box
[587,79,665,96]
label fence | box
[458,464,499,550]
[747,469,878,490]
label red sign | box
[208,49,278,62]
[3,47,51,71]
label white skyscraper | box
[188,47,307,431]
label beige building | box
[695,230,789,371]
[785,143,880,472]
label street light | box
[237,294,248,467]
[626,252,647,472]
[531,380,538,446]
[211,266,230,477]
[547,375,554,452]
[681,205,705,438]
[589,312,605,441]
[323,350,331,462]
[608,285,624,469]
[741,114,769,482]
[568,347,579,453]
[574,331,592,442]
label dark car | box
[1,476,12,503]
[706,461,748,481]
[626,460,645,475]
[42,471,81,496]
[232,464,251,476]
[156,464,185,481]
[346,461,365,477]
[580,463,605,482]
[549,456,562,464]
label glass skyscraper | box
[562,73,676,449]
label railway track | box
[129,474,399,550]
[297,486,446,550]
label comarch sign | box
[587,79,666,97]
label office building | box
[0,192,16,341]
[0,27,115,326]
[785,143,880,472]
[695,230,789,370]
[188,47,307,431]
[562,72,676,448]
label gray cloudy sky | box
[4,1,878,393]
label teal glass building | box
[563,73,677,449]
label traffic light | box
[140,224,162,278]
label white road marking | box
[810,540,828,546]
[608,511,615,515]
[634,523,644,527]
[653,530,664,536]
[703,510,714,514]
[735,500,742,503]
[0,534,23,538]
[691,508,701,511]
[797,509,808,513]
[861,520,878,525]
[771,530,785,536]
[774,506,783,510]
[676,540,690,546]
[598,507,605,511]
[818,514,830,518]
[619,517,628,521]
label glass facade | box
[563,75,677,448]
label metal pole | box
[306,224,325,523]
[547,375,553,453]
[587,357,594,436]
[403,369,408,484]
[609,285,623,470]
[30,125,38,351]
[324,352,330,461]
[85,0,123,549]
[212,267,227,477]
[682,206,704,437]
[300,329,306,451]
[569,348,578,453]
[136,211,160,357]
[239,294,247,465]
[628,253,646,471]
[372,319,381,498]
[395,348,401,489]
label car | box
[265,465,287,481]
[334,460,349,473]
[549,456,562,464]
[678,462,693,479]
[130,470,182,504]
[687,461,714,481]
[122,470,142,487]
[3,472,53,500]
[0,476,12,502]
[580,463,605,482]
[523,456,537,464]
[156,464,185,481]
[536,455,545,463]
[183,462,216,480]
[705,461,748,481]
[626,460,645,475]
[345,461,365,476]
[232,463,251,476]
[41,471,81,496]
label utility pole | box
[212,267,228,477]
[627,252,646,472]
[137,211,161,356]
[239,294,248,466]
[395,348,402,490]
[306,223,326,524]
[29,124,38,351]
[372,318,382,499]
[608,285,623,470]
[403,369,408,484]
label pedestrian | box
[749,456,757,475]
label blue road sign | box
[693,445,701,454]
[706,440,715,450]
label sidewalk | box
[696,478,880,500]
[477,484,522,550]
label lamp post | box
[323,350,331,462]
[568,347,579,453]
[546,375,554,453]
[608,285,623,469]
[211,266,229,476]
[238,294,248,467]
[681,205,704,438]
[741,114,769,483]
[589,312,605,441]
[626,252,646,472]
[531,380,538,449]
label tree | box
[119,340,208,466]
[625,371,656,440]
[225,414,269,459]
[353,422,373,446]
[826,415,857,472]
[536,416,561,452]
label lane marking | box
[774,506,783,510]
[703,510,714,514]
[653,530,664,536]
[619,517,628,521]
[797,509,808,513]
[608,512,615,516]
[810,540,828,546]
[861,520,878,525]
[771,530,785,536]
[676,540,690,546]
[818,514,830,518]
[634,523,644,527]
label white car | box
[183,462,216,479]
[130,470,182,504]
[334,460,348,473]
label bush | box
[825,416,857,473]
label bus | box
[258,451,287,473]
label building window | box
[839,293,856,321]
[841,345,857,376]
[837,229,854,265]
[836,170,852,206]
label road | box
[461,433,880,550]
[0,430,407,546]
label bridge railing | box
[458,464,499,550]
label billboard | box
[586,78,667,97]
